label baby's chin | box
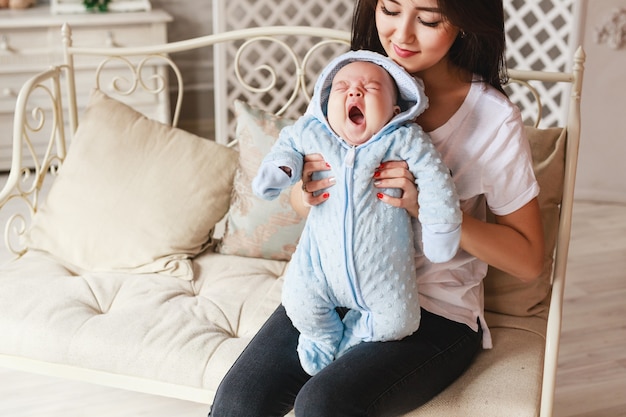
[336,126,372,147]
[343,136,370,146]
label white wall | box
[576,0,626,203]
[148,0,215,137]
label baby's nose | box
[349,89,363,97]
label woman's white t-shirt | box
[416,79,539,349]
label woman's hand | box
[374,161,420,218]
[290,154,335,217]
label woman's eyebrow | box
[412,1,442,12]
[415,6,441,12]
[385,0,441,13]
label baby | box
[252,50,462,376]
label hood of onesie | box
[306,50,429,134]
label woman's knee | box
[294,376,360,417]
[294,380,332,417]
[208,383,250,417]
[210,379,289,417]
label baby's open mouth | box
[349,106,364,125]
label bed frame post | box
[62,23,79,140]
[539,45,585,417]
[212,0,229,145]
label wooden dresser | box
[0,6,172,171]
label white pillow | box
[25,89,238,280]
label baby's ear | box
[393,105,401,115]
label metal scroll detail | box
[1,75,65,257]
[93,54,182,126]
[223,35,349,142]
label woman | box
[209,0,545,415]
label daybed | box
[0,25,585,417]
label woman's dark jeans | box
[209,305,482,417]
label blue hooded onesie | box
[252,50,462,376]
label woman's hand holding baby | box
[373,161,420,218]
[291,154,335,216]
[291,156,420,219]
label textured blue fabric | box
[252,51,462,376]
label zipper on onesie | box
[342,145,358,306]
[342,145,373,340]
[345,145,356,168]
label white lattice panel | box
[504,0,580,127]
[212,0,581,138]
[212,0,353,143]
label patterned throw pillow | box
[217,100,306,261]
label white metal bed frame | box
[0,25,584,417]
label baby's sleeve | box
[252,164,293,200]
[251,123,305,200]
[402,125,462,263]
[421,223,461,263]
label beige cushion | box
[25,89,238,280]
[403,313,546,416]
[217,100,305,261]
[484,126,566,317]
[0,249,287,396]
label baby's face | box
[327,61,400,146]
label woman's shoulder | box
[471,80,521,122]
[428,77,524,144]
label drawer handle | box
[2,87,17,98]
[0,34,14,53]
[105,31,119,48]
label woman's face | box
[375,0,460,75]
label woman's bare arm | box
[460,199,544,282]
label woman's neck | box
[415,60,472,132]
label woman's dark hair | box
[352,0,508,94]
[352,0,386,54]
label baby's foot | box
[297,335,336,376]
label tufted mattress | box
[0,248,287,402]
[0,247,548,416]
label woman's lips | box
[393,44,418,59]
